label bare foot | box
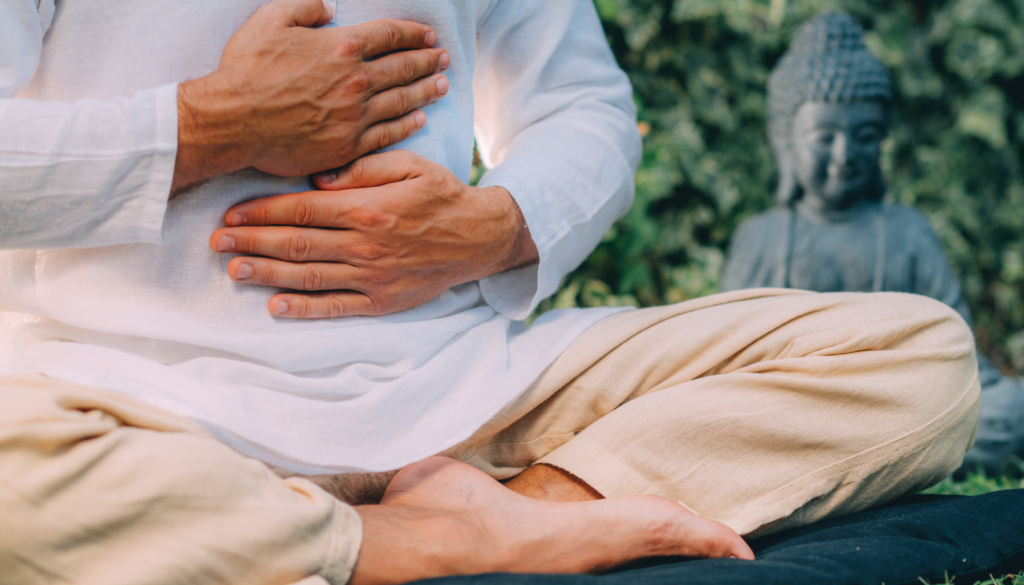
[350,457,754,585]
[504,463,604,502]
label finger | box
[263,0,335,28]
[227,256,367,292]
[270,290,400,318]
[345,19,437,59]
[211,226,374,264]
[364,48,449,94]
[223,190,371,228]
[365,73,449,122]
[314,149,428,193]
[343,112,433,169]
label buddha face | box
[791,101,887,212]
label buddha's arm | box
[907,210,974,328]
[721,215,779,292]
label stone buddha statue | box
[721,12,1024,473]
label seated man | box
[0,1,980,583]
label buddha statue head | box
[767,12,893,213]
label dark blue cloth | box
[415,491,1024,585]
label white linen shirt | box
[0,0,640,473]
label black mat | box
[416,490,1024,585]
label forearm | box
[473,0,641,319]
[0,88,177,249]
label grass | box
[916,572,1024,585]
[911,464,1024,585]
[922,467,1024,496]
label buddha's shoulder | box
[733,207,791,237]
[882,203,937,233]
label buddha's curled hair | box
[768,12,893,203]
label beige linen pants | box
[0,290,981,585]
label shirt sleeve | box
[472,0,641,320]
[0,0,176,250]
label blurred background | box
[521,0,1024,378]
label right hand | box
[172,0,450,193]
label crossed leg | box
[0,374,750,585]
[456,290,982,535]
[0,290,982,583]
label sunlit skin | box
[209,150,539,318]
[350,457,754,585]
[791,101,888,216]
[171,0,451,195]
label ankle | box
[505,464,603,502]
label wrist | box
[488,186,539,275]
[171,75,253,195]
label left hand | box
[210,150,538,318]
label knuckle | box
[261,262,278,285]
[376,126,393,149]
[336,36,362,58]
[381,21,402,49]
[348,157,368,183]
[370,295,394,315]
[352,242,386,262]
[302,265,325,291]
[286,232,313,261]
[399,57,417,85]
[394,90,411,115]
[293,198,318,226]
[326,295,345,318]
[345,72,371,94]
[350,207,389,229]
[252,205,269,226]
[293,299,312,319]
[242,232,263,254]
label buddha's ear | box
[774,149,803,205]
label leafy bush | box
[539,0,1024,374]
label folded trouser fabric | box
[0,290,981,584]
[295,290,982,537]
[0,374,360,585]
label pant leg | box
[462,290,981,536]
[0,374,360,585]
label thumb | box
[266,0,335,28]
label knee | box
[862,292,975,366]
[875,293,981,470]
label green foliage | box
[923,463,1024,495]
[917,571,1024,585]
[540,0,1024,374]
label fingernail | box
[275,300,289,315]
[319,170,338,185]
[217,235,235,252]
[229,213,246,226]
[439,51,450,72]
[436,76,449,96]
[414,111,426,128]
[425,30,436,47]
[321,1,335,21]
[235,262,253,280]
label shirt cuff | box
[476,158,633,321]
[133,82,177,244]
[476,174,561,321]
